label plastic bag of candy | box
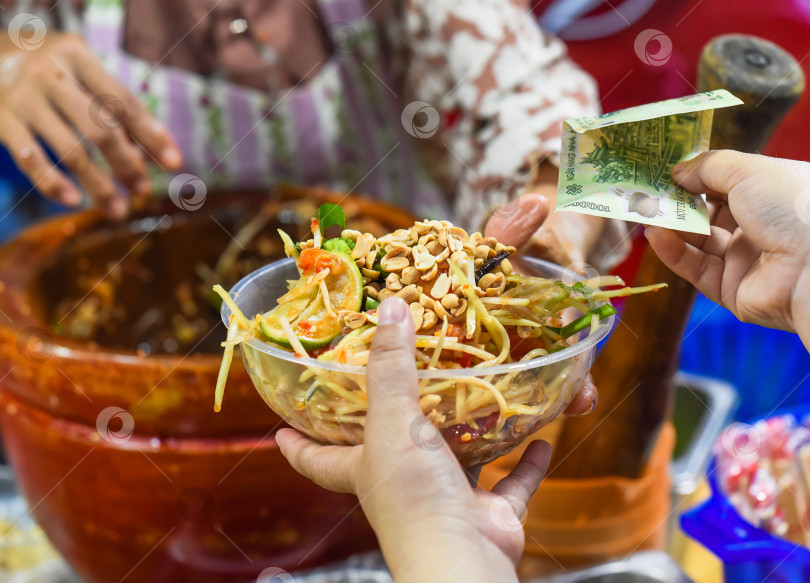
[715,414,810,546]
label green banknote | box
[556,89,743,235]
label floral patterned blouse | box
[1,0,629,269]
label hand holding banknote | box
[645,150,810,350]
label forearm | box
[376,520,517,583]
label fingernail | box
[530,194,549,215]
[107,198,128,219]
[134,177,151,196]
[61,188,82,206]
[378,297,408,324]
[574,399,598,417]
[161,147,182,169]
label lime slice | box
[260,250,363,350]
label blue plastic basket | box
[680,295,810,421]
[681,405,810,583]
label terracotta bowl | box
[0,190,413,583]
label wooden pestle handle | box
[549,36,805,479]
[699,34,805,152]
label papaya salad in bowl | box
[214,204,665,466]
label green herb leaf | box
[546,304,617,339]
[365,297,380,311]
[573,282,594,295]
[318,203,345,232]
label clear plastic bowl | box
[222,257,614,466]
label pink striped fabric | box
[81,0,450,219]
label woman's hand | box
[484,192,598,416]
[276,298,552,583]
[645,150,810,350]
[0,32,182,218]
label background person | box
[0,0,629,274]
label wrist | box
[377,521,516,583]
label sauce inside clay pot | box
[36,192,394,355]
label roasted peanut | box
[478,237,498,248]
[447,226,468,240]
[452,298,468,317]
[344,312,368,329]
[362,268,382,279]
[450,251,469,267]
[365,249,378,269]
[352,234,374,260]
[396,284,420,303]
[341,229,362,242]
[400,266,421,285]
[420,264,439,282]
[430,273,452,299]
[434,247,450,263]
[414,221,433,235]
[421,309,438,330]
[426,240,443,256]
[380,256,409,272]
[433,302,450,319]
[385,273,403,291]
[441,293,460,310]
[478,273,498,290]
[386,245,411,259]
[410,302,425,329]
[413,245,436,271]
[418,233,437,246]
[377,288,395,301]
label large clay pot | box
[0,191,412,583]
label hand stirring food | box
[213,204,666,464]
